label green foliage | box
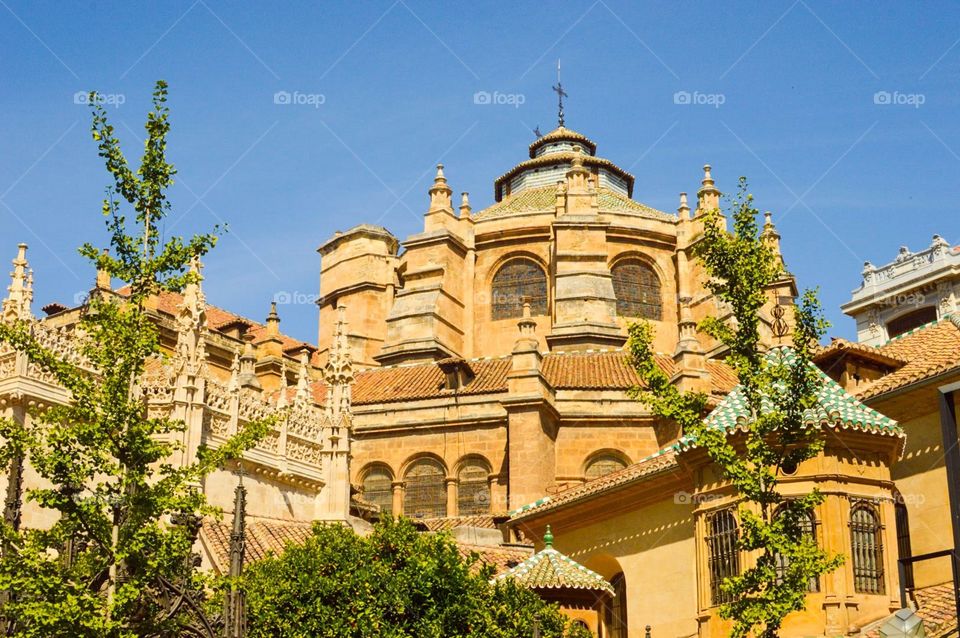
[627,178,842,638]
[0,81,265,637]
[245,518,590,638]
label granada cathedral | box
[4,119,960,637]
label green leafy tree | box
[0,81,266,637]
[245,517,591,638]
[627,178,842,638]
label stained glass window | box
[457,460,490,516]
[491,259,547,320]
[612,260,661,320]
[585,454,628,480]
[403,459,446,519]
[361,466,393,516]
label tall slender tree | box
[0,81,266,637]
[628,178,842,638]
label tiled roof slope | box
[855,316,960,400]
[420,515,500,531]
[345,350,736,406]
[475,185,672,221]
[704,348,900,437]
[201,518,314,573]
[862,582,957,638]
[510,448,680,519]
[814,338,907,368]
[116,287,315,356]
[460,543,533,576]
[493,532,614,594]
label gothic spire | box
[295,348,311,404]
[428,163,453,212]
[324,305,353,418]
[174,256,207,376]
[2,243,32,323]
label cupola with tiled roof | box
[492,525,613,594]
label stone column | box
[445,477,458,518]
[391,480,404,516]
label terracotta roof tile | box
[813,338,907,369]
[420,515,501,531]
[510,448,680,520]
[857,316,960,399]
[351,357,511,405]
[459,543,533,576]
[863,582,957,638]
[348,350,735,405]
[201,518,314,573]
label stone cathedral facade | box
[316,126,795,517]
[0,245,355,569]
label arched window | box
[895,501,914,590]
[403,459,447,519]
[850,501,885,594]
[584,453,628,480]
[612,260,661,320]
[887,306,937,339]
[457,459,491,516]
[707,509,740,605]
[491,258,548,320]
[361,465,393,516]
[773,505,819,592]
[604,572,628,638]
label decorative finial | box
[533,125,542,138]
[543,525,554,548]
[459,192,471,218]
[296,348,311,403]
[266,300,280,337]
[95,248,111,291]
[678,192,690,219]
[552,59,567,128]
[702,164,714,187]
[428,163,453,212]
[277,358,289,409]
[435,163,446,183]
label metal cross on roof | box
[552,59,567,127]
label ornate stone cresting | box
[843,233,959,345]
[2,244,32,324]
[324,305,353,420]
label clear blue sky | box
[1,1,958,344]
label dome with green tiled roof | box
[492,525,614,594]
[477,125,672,222]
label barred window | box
[612,260,661,319]
[457,460,490,516]
[773,506,819,592]
[403,459,447,519]
[491,259,547,320]
[707,509,740,605]
[604,572,628,638]
[851,502,885,594]
[585,454,628,480]
[895,502,914,590]
[361,466,393,516]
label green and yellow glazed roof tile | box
[493,526,614,594]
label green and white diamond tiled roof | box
[493,526,614,594]
[697,347,900,443]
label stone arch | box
[454,454,493,516]
[401,453,448,519]
[487,253,550,320]
[582,449,631,480]
[609,253,663,320]
[358,462,394,516]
